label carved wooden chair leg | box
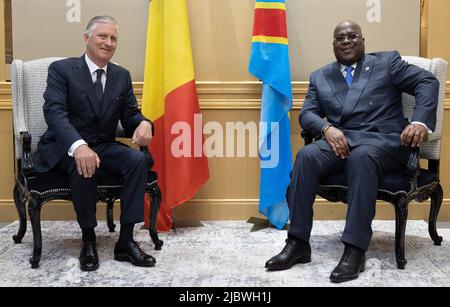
[12,183,27,244]
[106,200,116,233]
[428,184,443,246]
[394,199,409,270]
[149,185,163,250]
[28,198,42,269]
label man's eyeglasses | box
[333,33,361,43]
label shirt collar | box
[340,62,357,74]
[84,54,108,76]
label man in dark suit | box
[34,16,155,271]
[265,21,439,283]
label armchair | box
[300,56,448,269]
[11,58,163,269]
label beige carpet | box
[0,220,449,287]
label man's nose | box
[342,36,351,43]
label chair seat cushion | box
[26,169,158,196]
[320,168,438,195]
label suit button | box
[369,102,373,106]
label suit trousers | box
[56,142,148,229]
[287,143,408,251]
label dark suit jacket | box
[299,51,439,159]
[34,55,147,172]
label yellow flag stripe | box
[142,0,196,120]
[255,2,286,10]
[252,36,288,45]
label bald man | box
[265,21,439,283]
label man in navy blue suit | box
[34,16,155,271]
[265,20,439,283]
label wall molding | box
[1,81,450,110]
[1,198,449,222]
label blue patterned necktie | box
[345,65,354,86]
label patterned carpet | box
[0,220,449,287]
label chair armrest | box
[140,145,154,169]
[115,124,133,139]
[301,130,314,145]
[115,120,155,139]
[406,147,420,190]
[19,131,36,176]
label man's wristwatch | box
[321,124,333,136]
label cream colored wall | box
[0,1,449,222]
[427,0,450,67]
[11,0,420,82]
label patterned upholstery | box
[11,58,65,159]
[401,56,448,160]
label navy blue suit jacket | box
[299,51,439,159]
[34,55,146,172]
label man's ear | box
[83,33,89,43]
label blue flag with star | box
[248,0,293,230]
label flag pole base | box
[247,217,289,232]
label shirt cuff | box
[142,119,154,136]
[68,139,87,157]
[411,121,432,134]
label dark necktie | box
[345,65,354,86]
[95,69,104,113]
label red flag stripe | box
[147,79,209,231]
[252,9,287,38]
[163,79,208,209]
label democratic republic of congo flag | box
[248,0,293,230]
[142,0,209,231]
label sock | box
[118,223,134,246]
[288,233,309,245]
[344,242,365,255]
[82,228,96,243]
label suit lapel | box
[75,56,101,117]
[101,62,117,117]
[324,62,348,106]
[339,54,375,125]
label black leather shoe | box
[265,238,311,271]
[114,240,156,267]
[330,245,366,283]
[79,241,99,272]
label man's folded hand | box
[324,126,350,159]
[132,121,153,146]
[73,144,100,178]
[400,123,428,147]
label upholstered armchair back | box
[401,56,448,160]
[11,58,65,159]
